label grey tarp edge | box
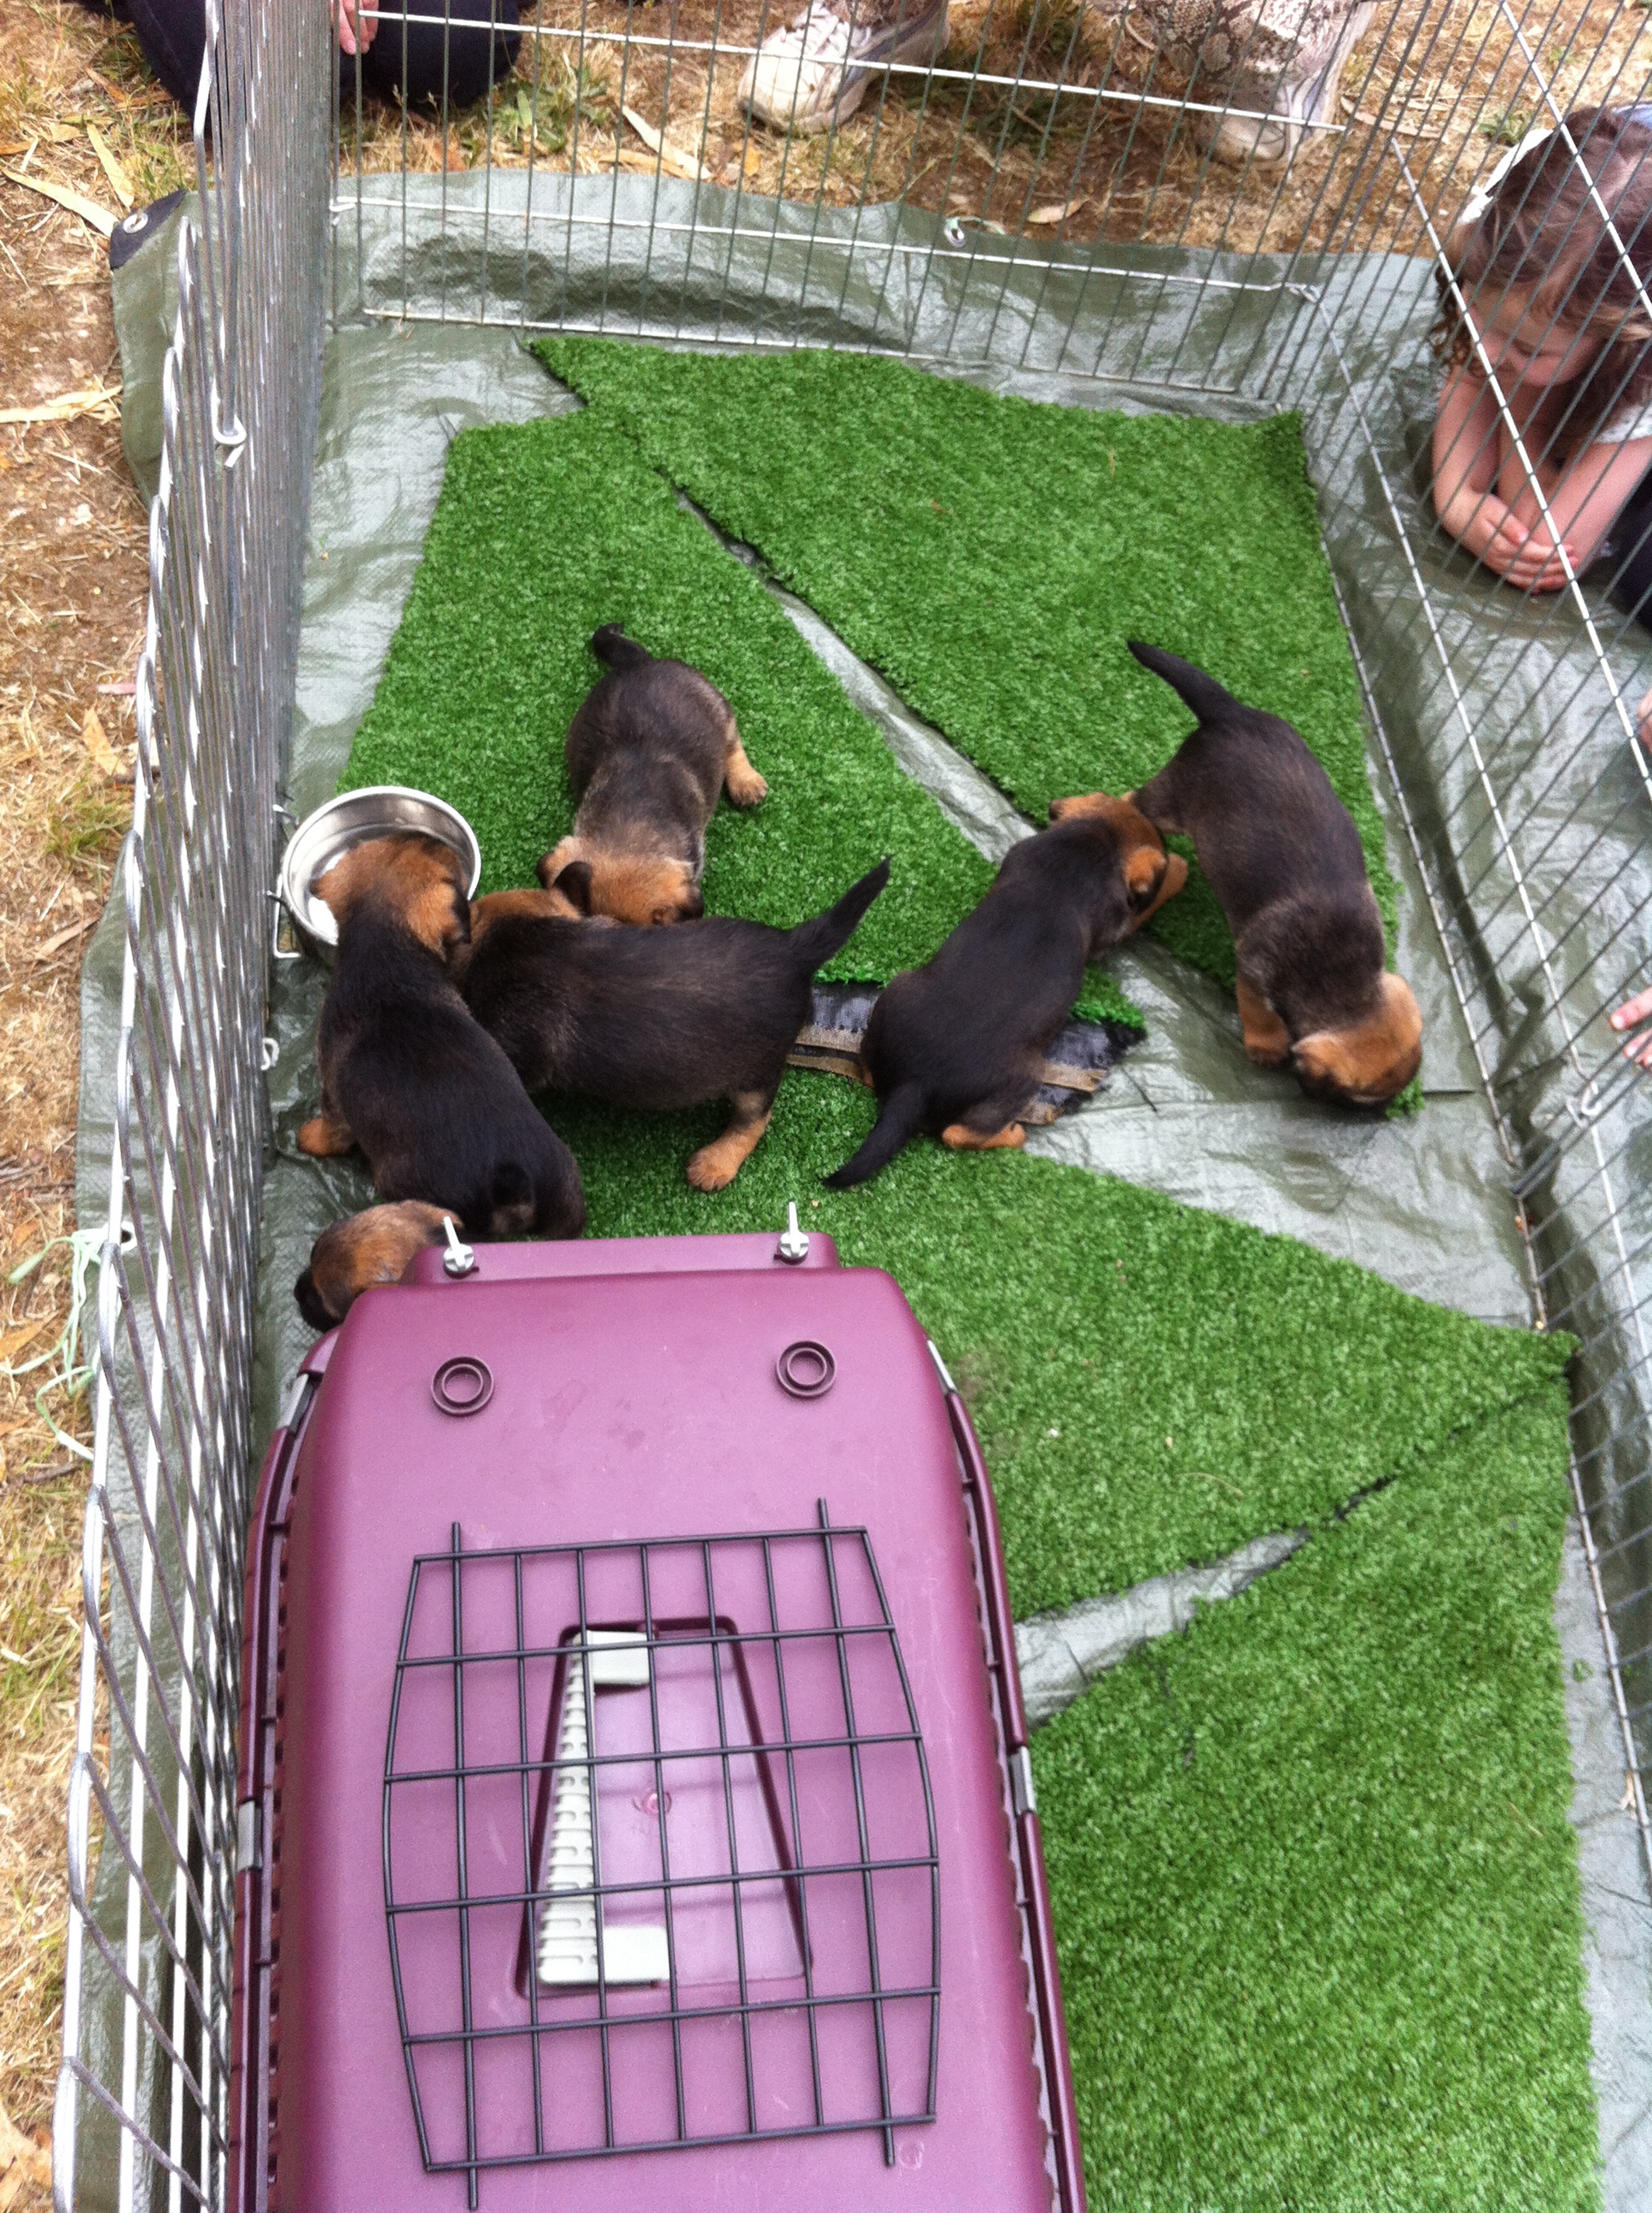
[73,175,1651,2208]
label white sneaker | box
[738,0,949,135]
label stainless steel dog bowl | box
[278,787,482,958]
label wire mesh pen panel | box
[55,0,332,2204]
[382,1525,940,2194]
[57,0,1652,2203]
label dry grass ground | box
[1,0,1648,2202]
[0,1,190,2199]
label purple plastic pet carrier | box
[229,1228,1085,2210]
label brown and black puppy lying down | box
[541,626,768,925]
[296,835,587,1239]
[462,859,890,1191]
[294,1200,456,1332]
[823,804,1182,1190]
[1054,643,1422,1109]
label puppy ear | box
[1124,846,1167,912]
[538,838,580,890]
[553,861,593,916]
[294,1268,336,1333]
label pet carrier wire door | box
[56,0,1652,2204]
[382,1523,940,2178]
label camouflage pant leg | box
[1100,0,1376,161]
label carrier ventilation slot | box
[537,1632,668,1988]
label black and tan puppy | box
[541,626,767,926]
[294,1200,457,1331]
[462,859,890,1191]
[297,835,587,1238]
[824,804,1182,1190]
[1054,644,1422,1108]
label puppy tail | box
[1127,641,1241,726]
[483,1163,539,1239]
[823,1080,925,1191]
[789,858,891,975]
[591,624,652,672]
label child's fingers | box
[1609,988,1652,1037]
[1508,542,1577,589]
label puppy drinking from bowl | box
[297,834,587,1239]
[540,626,768,925]
[824,805,1182,1189]
[462,858,890,1191]
[1053,644,1422,1109]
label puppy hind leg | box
[296,1108,356,1157]
[721,714,768,808]
[941,1121,1027,1153]
[941,1081,1033,1153]
[686,1089,775,1192]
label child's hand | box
[1446,493,1577,590]
[1609,989,1652,1066]
[1437,471,1579,589]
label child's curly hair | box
[1434,104,1652,447]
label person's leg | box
[123,0,207,111]
[360,0,522,109]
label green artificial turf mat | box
[341,407,1141,1027]
[534,340,1399,994]
[545,1071,1571,1616]
[1033,1387,1598,2213]
[333,394,1590,2196]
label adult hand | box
[1609,988,1652,1067]
[338,0,378,56]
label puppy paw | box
[686,1145,738,1192]
[1243,1040,1292,1069]
[726,764,768,808]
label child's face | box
[1463,280,1594,388]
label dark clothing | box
[1609,466,1652,634]
[124,0,520,114]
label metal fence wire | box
[55,0,1652,2202]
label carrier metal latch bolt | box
[441,1216,477,1278]
[776,1201,810,1265]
